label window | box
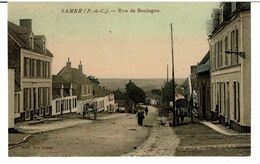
[45,107,49,115]
[237,82,240,122]
[219,40,223,67]
[219,82,222,114]
[69,99,71,110]
[33,88,36,109]
[223,83,226,116]
[39,107,43,116]
[15,94,20,113]
[43,39,46,53]
[216,42,219,68]
[30,34,34,49]
[231,29,239,65]
[38,87,42,107]
[36,60,41,77]
[23,88,31,110]
[224,36,229,66]
[24,57,29,77]
[231,2,237,12]
[233,81,240,122]
[233,81,237,120]
[56,100,61,113]
[74,98,77,108]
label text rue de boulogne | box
[61,8,161,14]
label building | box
[196,51,211,120]
[8,69,15,131]
[8,19,53,123]
[208,2,250,132]
[56,58,94,114]
[51,75,77,116]
[92,84,116,113]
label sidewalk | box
[123,117,180,156]
[14,113,127,134]
[200,121,250,136]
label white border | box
[1,0,259,163]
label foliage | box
[151,89,162,96]
[161,79,177,103]
[125,80,146,104]
[88,76,100,85]
[114,89,128,100]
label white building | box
[208,2,250,132]
[8,19,53,123]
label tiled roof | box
[57,66,92,85]
[8,21,53,57]
[93,84,110,98]
[196,52,210,74]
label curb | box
[177,143,251,151]
[9,135,33,149]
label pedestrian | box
[145,106,148,115]
[136,109,145,126]
[83,105,86,118]
[94,107,98,120]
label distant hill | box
[99,78,185,92]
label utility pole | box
[170,23,176,126]
[167,64,169,83]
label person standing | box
[136,109,145,126]
[145,106,148,115]
[94,107,98,120]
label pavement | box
[123,112,180,156]
[9,113,127,149]
[9,107,157,156]
[14,113,127,134]
[200,121,250,136]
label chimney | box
[79,60,83,73]
[66,57,71,68]
[20,19,32,31]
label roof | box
[8,21,53,57]
[57,66,92,85]
[93,84,110,98]
[209,2,250,39]
[196,52,210,74]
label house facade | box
[196,52,211,120]
[8,19,53,123]
[51,75,77,116]
[208,2,250,132]
[56,59,94,114]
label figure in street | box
[145,106,148,115]
[136,109,145,126]
[94,107,98,120]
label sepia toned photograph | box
[7,1,251,157]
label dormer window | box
[30,33,34,49]
[231,2,237,12]
[43,38,46,53]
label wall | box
[8,69,15,129]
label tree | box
[125,80,146,107]
[151,89,162,96]
[161,79,177,104]
[113,89,128,100]
[88,76,100,85]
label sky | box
[8,2,218,79]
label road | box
[9,106,157,156]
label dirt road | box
[9,106,157,156]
